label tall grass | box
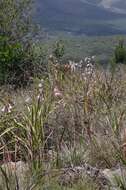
[0,61,126,189]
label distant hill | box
[35,0,126,36]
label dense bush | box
[0,0,41,86]
[114,40,126,64]
[53,40,65,60]
[0,35,24,84]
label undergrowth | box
[0,59,126,189]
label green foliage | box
[0,0,34,42]
[0,35,24,84]
[0,0,38,86]
[114,40,126,64]
[53,40,65,60]
[13,80,54,163]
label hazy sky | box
[101,0,120,8]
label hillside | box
[35,0,126,36]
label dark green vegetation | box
[0,0,46,86]
[53,40,65,60]
[0,0,32,85]
[114,40,126,64]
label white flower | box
[86,63,91,67]
[92,56,95,59]
[38,83,43,88]
[1,106,6,112]
[49,54,53,59]
[70,62,76,72]
[8,105,12,113]
[87,71,92,75]
[7,104,13,113]
[25,97,31,103]
[41,79,44,83]
[1,104,13,113]
[85,57,88,62]
[80,60,83,64]
[37,94,41,100]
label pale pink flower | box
[1,104,13,113]
[53,86,62,98]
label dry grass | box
[0,60,126,189]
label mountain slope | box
[35,0,126,36]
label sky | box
[100,0,121,8]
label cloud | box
[100,0,126,14]
[100,0,120,8]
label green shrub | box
[0,0,39,86]
[0,35,24,84]
[114,40,126,64]
[53,40,65,60]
